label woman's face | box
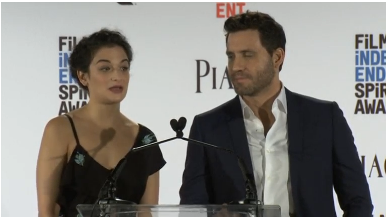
[78,45,131,104]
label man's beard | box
[230,64,275,97]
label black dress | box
[56,114,166,217]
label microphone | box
[96,134,180,205]
[92,117,260,216]
[177,117,187,129]
[92,122,185,217]
[92,158,134,217]
[97,118,188,203]
[170,119,178,131]
[96,158,133,204]
[171,117,185,138]
[173,117,261,205]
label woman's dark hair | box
[68,28,133,91]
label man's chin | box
[233,87,256,97]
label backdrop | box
[1,2,386,217]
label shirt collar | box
[239,84,288,119]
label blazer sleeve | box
[179,115,211,204]
[331,101,373,217]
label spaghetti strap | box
[56,122,166,217]
[64,114,81,145]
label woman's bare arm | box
[137,171,161,217]
[139,171,160,205]
[36,117,69,217]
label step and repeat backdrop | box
[2,2,386,217]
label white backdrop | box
[1,2,386,217]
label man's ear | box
[272,48,285,71]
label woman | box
[36,29,166,217]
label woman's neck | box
[82,101,122,127]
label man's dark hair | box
[69,28,133,91]
[224,11,286,71]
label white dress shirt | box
[239,86,294,217]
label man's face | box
[226,29,275,97]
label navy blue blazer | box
[179,88,373,217]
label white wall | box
[1,2,386,217]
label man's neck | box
[241,80,282,136]
[242,80,282,113]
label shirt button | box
[266,149,271,153]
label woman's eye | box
[100,67,110,72]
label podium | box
[76,204,281,217]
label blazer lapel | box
[285,88,304,216]
[225,96,254,177]
[223,90,304,213]
[286,88,304,156]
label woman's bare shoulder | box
[45,115,68,129]
[38,115,74,155]
[43,114,75,138]
[120,114,139,127]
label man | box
[179,11,372,217]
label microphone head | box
[170,119,178,132]
[178,117,187,130]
